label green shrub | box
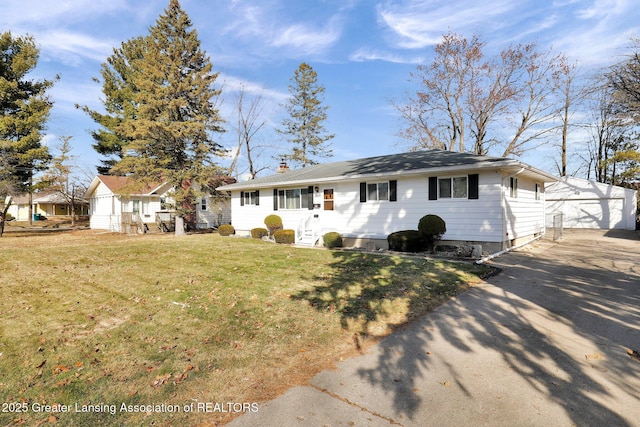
[323,232,343,248]
[264,214,283,237]
[218,224,235,236]
[5,213,13,221]
[251,227,269,239]
[273,229,295,244]
[387,230,426,252]
[418,214,446,251]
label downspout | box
[475,233,544,265]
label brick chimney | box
[277,159,290,174]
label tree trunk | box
[0,200,11,238]
[175,216,186,236]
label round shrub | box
[388,230,426,252]
[323,232,343,248]
[273,229,295,244]
[251,227,269,239]
[418,214,446,251]
[218,224,235,236]
[264,214,283,236]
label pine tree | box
[78,36,147,174]
[279,62,334,168]
[84,0,225,233]
[0,32,55,235]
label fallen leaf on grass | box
[173,372,188,384]
[152,373,172,387]
[36,360,46,369]
[53,365,70,374]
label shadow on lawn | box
[292,251,485,418]
[295,232,640,425]
[292,251,475,331]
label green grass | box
[0,231,491,426]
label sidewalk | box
[227,230,640,426]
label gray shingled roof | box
[218,149,556,190]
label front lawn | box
[0,231,491,426]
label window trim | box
[275,186,313,210]
[359,180,397,203]
[510,177,518,198]
[240,190,260,206]
[437,176,468,199]
[429,174,478,200]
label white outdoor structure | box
[217,150,558,252]
[85,175,231,232]
[546,176,637,230]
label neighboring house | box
[217,150,558,252]
[85,175,233,232]
[6,195,30,221]
[6,193,89,220]
[32,193,89,217]
[546,176,638,230]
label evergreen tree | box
[78,36,147,174]
[279,62,334,168]
[84,0,225,233]
[0,32,55,235]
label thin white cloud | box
[349,47,424,64]
[271,16,343,54]
[219,74,288,103]
[376,0,516,49]
[220,2,344,58]
[38,31,116,66]
[1,0,130,26]
[550,0,639,65]
[576,0,625,19]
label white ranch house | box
[85,175,231,232]
[217,150,559,252]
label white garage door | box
[571,199,624,229]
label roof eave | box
[216,160,540,191]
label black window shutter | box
[360,182,367,203]
[273,189,278,210]
[307,186,314,209]
[255,190,260,205]
[389,180,397,202]
[240,191,245,206]
[428,177,438,200]
[468,174,479,199]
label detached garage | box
[546,176,637,230]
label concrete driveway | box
[228,229,640,426]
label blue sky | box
[2,0,639,180]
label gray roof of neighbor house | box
[217,149,558,191]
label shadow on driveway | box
[316,230,640,426]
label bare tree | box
[228,85,271,179]
[396,33,482,152]
[41,136,89,226]
[396,32,571,158]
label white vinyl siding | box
[228,171,514,243]
[504,176,545,239]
